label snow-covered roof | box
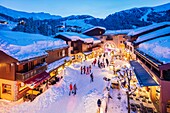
[46,56,71,73]
[55,32,100,43]
[138,36,170,64]
[82,26,106,34]
[135,26,170,43]
[104,29,132,35]
[0,30,68,61]
[128,22,170,36]
[93,37,101,44]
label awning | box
[130,60,159,87]
[24,71,50,89]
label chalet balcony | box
[16,63,47,82]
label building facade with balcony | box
[0,30,68,101]
[101,29,132,59]
[127,22,170,113]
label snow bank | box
[83,89,101,113]
[9,86,64,113]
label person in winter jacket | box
[80,66,83,74]
[83,66,86,74]
[106,58,109,67]
[69,83,73,96]
[86,67,89,75]
[90,72,94,82]
[89,65,92,73]
[97,99,102,108]
[73,84,77,95]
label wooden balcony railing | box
[16,63,47,82]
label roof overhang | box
[130,60,159,87]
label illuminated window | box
[18,82,27,92]
[62,50,65,56]
[2,84,11,95]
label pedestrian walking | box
[86,67,89,75]
[90,72,94,82]
[89,65,92,73]
[83,66,86,74]
[98,60,100,68]
[97,99,102,113]
[73,84,77,95]
[106,58,109,67]
[80,66,83,74]
[69,83,73,96]
[94,58,97,66]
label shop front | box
[92,47,103,58]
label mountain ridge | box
[0,3,169,35]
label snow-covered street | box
[0,58,156,113]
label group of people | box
[80,65,92,75]
[69,83,77,96]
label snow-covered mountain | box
[0,5,61,20]
[0,3,169,34]
[88,3,170,30]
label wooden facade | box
[46,47,69,64]
[54,33,101,62]
[0,50,48,101]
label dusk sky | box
[0,0,169,18]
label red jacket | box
[69,84,73,90]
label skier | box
[106,58,109,67]
[73,84,77,95]
[69,83,73,96]
[90,72,94,82]
[80,66,83,74]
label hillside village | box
[0,2,170,113]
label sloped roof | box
[135,26,170,43]
[104,29,132,35]
[83,26,106,33]
[55,32,101,43]
[128,22,170,36]
[0,30,68,61]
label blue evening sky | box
[0,0,169,18]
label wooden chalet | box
[54,32,102,62]
[0,30,69,101]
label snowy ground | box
[0,58,156,113]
